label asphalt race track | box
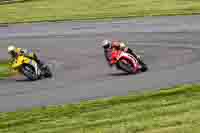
[1,15,200,112]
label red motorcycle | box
[110,49,148,74]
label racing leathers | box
[10,48,43,68]
[103,40,143,66]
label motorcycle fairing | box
[11,55,40,76]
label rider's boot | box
[35,59,45,69]
[127,49,147,72]
[127,49,143,64]
[32,54,44,69]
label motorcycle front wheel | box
[116,59,135,74]
[21,64,38,81]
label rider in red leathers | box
[101,39,143,67]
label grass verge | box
[0,84,200,133]
[0,0,200,24]
[0,60,11,79]
[0,0,26,5]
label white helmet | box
[8,45,16,53]
[101,40,111,48]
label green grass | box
[0,0,200,24]
[0,60,11,78]
[0,0,25,5]
[1,84,200,133]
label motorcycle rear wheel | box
[41,65,52,78]
[138,59,148,72]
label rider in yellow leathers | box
[8,45,43,70]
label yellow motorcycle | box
[10,55,52,81]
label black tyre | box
[42,65,52,78]
[141,64,148,72]
[138,60,148,72]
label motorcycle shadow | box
[8,75,34,82]
[108,70,147,77]
[108,72,133,77]
[15,79,35,82]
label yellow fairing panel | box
[11,56,37,69]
